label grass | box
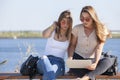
[0,31,42,38]
[112,33,120,38]
[0,31,120,38]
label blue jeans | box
[37,55,65,80]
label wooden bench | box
[0,73,120,79]
[0,73,75,79]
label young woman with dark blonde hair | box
[68,6,113,80]
[37,10,73,80]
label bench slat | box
[96,73,120,79]
[0,73,77,79]
[0,73,120,79]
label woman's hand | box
[50,21,57,30]
[86,63,97,70]
[42,21,58,38]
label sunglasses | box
[80,17,91,22]
[61,19,68,25]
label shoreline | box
[0,31,120,38]
[0,37,120,39]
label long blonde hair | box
[80,6,111,42]
[56,10,73,40]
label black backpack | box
[102,52,118,76]
[20,55,39,79]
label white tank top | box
[44,31,69,59]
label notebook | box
[66,59,92,68]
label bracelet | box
[50,26,54,30]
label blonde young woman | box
[68,6,113,80]
[37,10,72,80]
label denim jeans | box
[37,55,65,80]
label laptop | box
[66,59,92,68]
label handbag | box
[101,52,118,76]
[20,55,39,79]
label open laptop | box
[66,59,92,68]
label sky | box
[0,0,120,31]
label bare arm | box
[94,42,105,65]
[87,42,105,70]
[42,22,57,38]
[68,34,77,59]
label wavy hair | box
[55,10,73,40]
[80,6,111,42]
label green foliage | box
[0,31,42,38]
[0,31,120,38]
[112,33,120,38]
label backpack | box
[101,52,118,76]
[20,55,39,79]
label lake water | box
[0,38,120,73]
